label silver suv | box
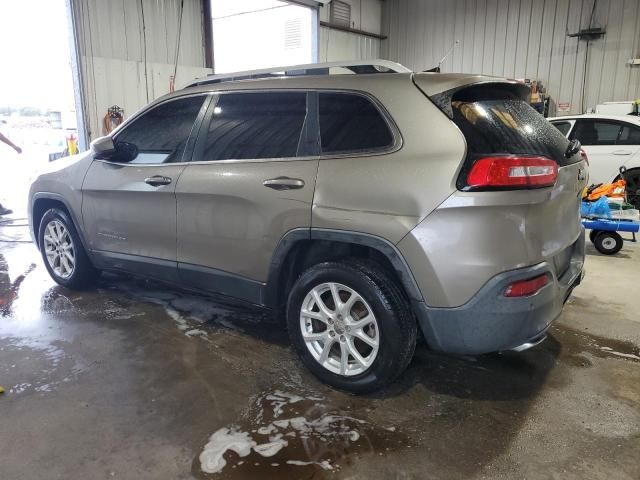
[28,60,587,393]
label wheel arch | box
[31,193,88,252]
[614,165,640,181]
[263,228,424,309]
[615,166,640,208]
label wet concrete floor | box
[1,220,639,479]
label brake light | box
[504,274,549,297]
[580,148,589,165]
[466,156,558,189]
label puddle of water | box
[0,333,88,396]
[598,346,640,361]
[195,389,404,478]
[552,325,640,364]
[0,218,31,243]
[103,275,274,344]
[0,246,99,395]
[562,354,593,368]
[9,382,32,394]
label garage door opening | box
[0,0,78,219]
[211,0,318,74]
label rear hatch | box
[413,74,587,283]
[414,75,584,184]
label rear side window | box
[115,95,205,164]
[201,92,306,160]
[552,121,572,136]
[319,92,394,154]
[570,120,621,146]
[619,124,640,145]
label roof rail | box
[185,59,411,88]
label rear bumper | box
[413,233,585,355]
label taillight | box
[580,148,589,165]
[504,274,549,297]
[466,155,558,190]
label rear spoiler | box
[412,73,530,119]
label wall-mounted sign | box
[557,102,571,112]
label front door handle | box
[612,150,632,155]
[145,175,172,187]
[263,177,305,190]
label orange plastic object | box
[584,180,626,201]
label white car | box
[548,114,640,207]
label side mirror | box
[91,136,138,163]
[113,141,139,162]
[91,136,115,159]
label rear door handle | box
[144,175,172,186]
[612,150,632,155]
[263,177,305,190]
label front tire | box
[38,208,98,289]
[286,260,416,393]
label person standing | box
[0,130,22,216]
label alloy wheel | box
[299,282,380,377]
[43,220,76,279]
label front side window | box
[201,92,307,160]
[319,92,394,154]
[115,95,205,164]
[551,121,572,136]
[570,120,622,146]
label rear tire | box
[593,231,623,255]
[622,169,640,209]
[38,208,98,289]
[286,260,417,394]
[589,230,598,243]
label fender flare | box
[31,192,89,252]
[263,228,424,307]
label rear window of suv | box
[449,85,576,167]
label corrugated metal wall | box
[382,0,640,115]
[319,27,381,61]
[72,0,211,140]
[319,0,382,61]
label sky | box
[0,0,75,111]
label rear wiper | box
[565,139,581,158]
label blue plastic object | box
[581,218,640,233]
[580,198,611,218]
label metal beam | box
[65,0,89,150]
